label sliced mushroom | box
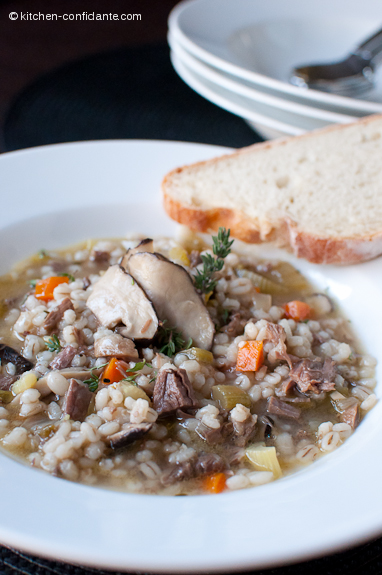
[120,238,154,268]
[108,422,153,449]
[124,253,215,350]
[0,344,33,374]
[36,367,104,396]
[94,333,138,360]
[87,265,158,340]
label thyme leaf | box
[59,272,75,282]
[83,373,99,392]
[44,334,61,353]
[121,360,152,385]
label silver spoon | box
[290,27,382,96]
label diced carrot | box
[101,358,130,385]
[35,276,69,301]
[204,472,226,494]
[236,341,264,372]
[283,300,311,321]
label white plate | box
[1,140,382,572]
[169,0,382,114]
[170,51,305,139]
[169,33,357,125]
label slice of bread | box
[162,114,382,264]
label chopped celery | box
[271,262,310,292]
[184,347,214,364]
[236,269,286,295]
[246,444,282,479]
[117,381,150,403]
[212,385,251,410]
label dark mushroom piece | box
[87,265,158,340]
[120,238,154,269]
[0,344,33,374]
[108,422,153,449]
[124,252,215,350]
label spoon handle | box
[354,27,382,61]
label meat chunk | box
[62,378,93,421]
[261,322,292,368]
[43,298,74,332]
[90,250,110,263]
[267,396,301,420]
[94,333,138,360]
[161,462,194,486]
[153,366,198,416]
[194,453,225,477]
[108,422,153,449]
[73,327,85,346]
[0,374,17,390]
[289,358,336,394]
[189,250,202,267]
[50,345,77,370]
[341,403,360,429]
[222,313,246,337]
[0,344,33,374]
[231,417,257,447]
[196,422,226,445]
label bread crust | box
[162,114,382,265]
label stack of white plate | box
[168,0,382,139]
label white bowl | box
[1,140,382,572]
[169,32,358,126]
[169,0,382,114]
[170,50,304,139]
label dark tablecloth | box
[1,43,382,575]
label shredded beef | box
[194,453,225,476]
[108,423,153,449]
[262,322,292,367]
[162,453,225,486]
[153,367,198,416]
[231,417,257,447]
[49,345,77,370]
[0,374,17,390]
[161,462,195,486]
[43,298,74,332]
[341,403,360,429]
[267,396,301,420]
[90,250,110,263]
[62,378,92,421]
[0,344,33,374]
[289,358,336,394]
[222,313,246,337]
[189,250,202,267]
[73,327,86,346]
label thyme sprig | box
[83,373,99,393]
[194,227,234,294]
[83,362,109,392]
[59,272,75,282]
[122,360,152,385]
[158,321,192,358]
[44,334,61,353]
